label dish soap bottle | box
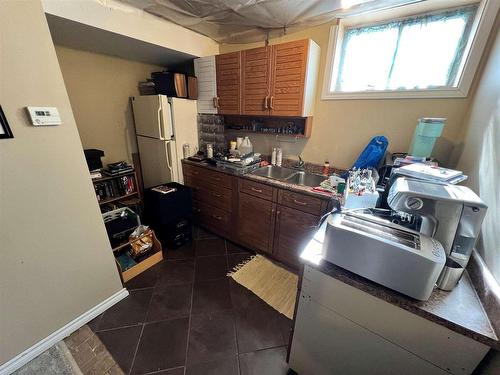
[276,148,283,167]
[323,161,330,176]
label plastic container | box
[239,137,253,155]
[408,118,445,158]
[102,207,141,247]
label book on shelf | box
[90,170,102,179]
[94,174,136,202]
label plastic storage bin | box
[102,207,140,248]
[408,118,445,158]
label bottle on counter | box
[271,148,277,165]
[276,148,283,167]
[323,161,330,176]
[206,143,214,159]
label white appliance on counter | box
[131,95,198,187]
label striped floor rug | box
[229,255,298,319]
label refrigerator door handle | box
[165,141,173,171]
[158,104,166,140]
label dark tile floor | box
[89,227,293,375]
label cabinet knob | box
[212,192,222,198]
[212,214,223,221]
[264,96,269,110]
[269,96,274,110]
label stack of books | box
[103,161,134,176]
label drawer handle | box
[192,171,199,175]
[212,192,222,198]
[212,214,223,221]
[251,187,263,193]
[194,208,201,213]
[213,177,221,181]
[293,199,307,206]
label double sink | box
[250,165,327,188]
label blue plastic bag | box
[343,136,388,177]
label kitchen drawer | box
[239,178,275,201]
[278,189,325,215]
[188,178,233,212]
[192,199,231,235]
[183,163,233,189]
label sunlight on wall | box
[478,98,500,280]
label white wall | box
[457,24,500,283]
[0,0,123,366]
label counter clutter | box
[289,221,498,375]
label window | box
[323,0,499,99]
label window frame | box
[321,0,499,100]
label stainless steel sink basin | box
[251,165,327,188]
[250,165,297,180]
[285,171,327,187]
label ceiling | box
[118,0,425,44]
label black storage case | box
[144,182,193,249]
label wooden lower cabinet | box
[183,162,329,267]
[273,205,320,267]
[192,199,232,237]
[237,192,276,254]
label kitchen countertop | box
[182,158,339,200]
[300,221,500,350]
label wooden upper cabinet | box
[241,46,272,115]
[212,39,319,117]
[270,39,320,117]
[215,51,241,115]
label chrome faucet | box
[293,155,305,170]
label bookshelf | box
[92,171,142,211]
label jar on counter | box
[182,143,190,159]
[206,143,214,159]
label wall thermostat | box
[26,106,61,126]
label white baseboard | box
[0,288,129,375]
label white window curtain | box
[334,6,478,92]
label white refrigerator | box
[131,95,198,188]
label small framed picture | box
[0,105,14,139]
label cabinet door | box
[241,46,272,115]
[273,205,319,267]
[270,39,308,116]
[237,192,276,253]
[216,52,241,114]
[194,56,217,114]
